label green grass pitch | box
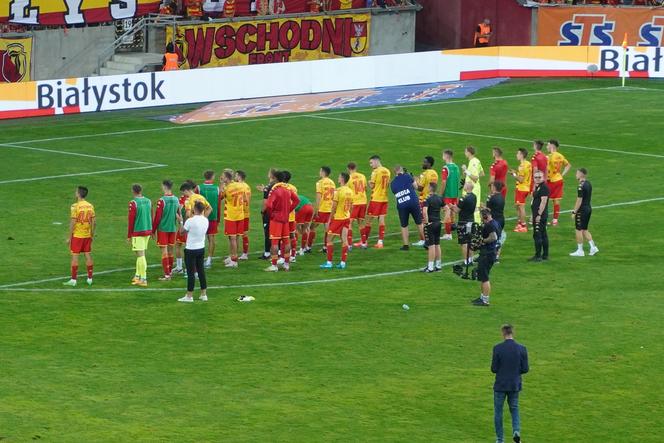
[1,78,663,442]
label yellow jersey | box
[370,166,391,203]
[332,185,354,220]
[222,182,245,221]
[70,200,95,238]
[316,177,336,213]
[185,193,211,216]
[286,183,297,222]
[547,151,569,182]
[238,181,251,219]
[516,160,532,192]
[417,168,439,202]
[348,171,368,205]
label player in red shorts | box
[235,170,251,260]
[347,162,367,249]
[440,150,461,240]
[197,170,221,269]
[511,148,532,233]
[265,171,299,272]
[530,140,548,193]
[363,155,391,248]
[308,166,336,252]
[546,139,571,226]
[489,147,508,199]
[63,186,95,287]
[172,185,190,274]
[152,179,181,280]
[281,171,299,263]
[295,194,314,255]
[321,172,353,269]
[220,169,245,268]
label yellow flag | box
[622,32,628,49]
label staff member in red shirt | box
[530,140,548,192]
[489,147,508,199]
[265,171,300,272]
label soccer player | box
[197,170,221,268]
[363,155,391,249]
[182,181,212,219]
[570,168,599,257]
[413,155,438,246]
[127,184,152,287]
[295,194,314,256]
[471,208,501,307]
[235,170,251,260]
[422,182,443,273]
[63,186,95,287]
[530,171,550,262]
[489,147,508,199]
[546,139,571,226]
[486,181,506,262]
[220,169,244,268]
[282,171,299,263]
[308,166,336,252]
[461,146,485,223]
[531,140,548,186]
[172,181,193,274]
[321,172,353,269]
[391,165,425,251]
[152,179,181,281]
[258,168,278,260]
[440,149,460,241]
[265,171,299,272]
[451,180,477,265]
[347,162,367,249]
[510,148,532,233]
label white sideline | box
[0,165,166,184]
[0,87,616,146]
[0,142,164,165]
[307,115,664,160]
[0,196,661,292]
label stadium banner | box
[1,46,662,119]
[0,36,32,83]
[538,6,664,47]
[166,14,370,69]
[0,0,160,26]
[201,0,366,18]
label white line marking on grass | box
[0,164,166,184]
[0,143,162,166]
[1,87,615,145]
[1,196,661,292]
[306,115,664,159]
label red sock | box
[341,245,348,262]
[162,257,169,275]
[271,240,279,265]
[324,232,329,247]
[271,256,278,266]
[445,222,451,235]
[362,226,371,243]
[378,224,385,241]
[326,243,334,262]
[168,255,174,270]
[71,265,78,280]
[308,231,316,248]
[242,235,249,254]
[87,265,93,279]
[347,228,353,245]
[553,203,560,220]
[301,232,308,249]
[291,236,297,252]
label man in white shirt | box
[179,201,209,303]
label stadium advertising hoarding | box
[1,36,32,83]
[0,46,662,119]
[165,14,371,68]
[0,0,160,26]
[538,6,664,47]
[200,0,366,17]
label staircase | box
[100,52,164,76]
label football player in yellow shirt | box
[510,148,532,233]
[235,170,251,260]
[321,172,354,269]
[308,166,336,252]
[363,155,391,249]
[63,186,96,287]
[546,139,571,226]
[182,183,212,219]
[413,155,438,246]
[220,169,245,268]
[347,162,367,249]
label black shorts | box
[398,204,423,228]
[575,208,592,230]
[425,222,442,246]
[477,253,496,283]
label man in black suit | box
[492,324,529,443]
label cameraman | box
[390,165,425,251]
[472,208,501,307]
[451,180,477,265]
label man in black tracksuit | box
[529,171,550,262]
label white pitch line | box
[0,143,162,166]
[0,86,616,146]
[306,115,664,160]
[0,196,661,292]
[0,164,166,184]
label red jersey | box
[490,159,508,185]
[531,151,548,175]
[266,185,299,223]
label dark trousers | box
[533,219,549,258]
[262,213,270,254]
[184,248,207,292]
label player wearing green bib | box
[295,194,314,255]
[441,150,461,240]
[127,184,152,287]
[152,180,181,280]
[198,170,220,268]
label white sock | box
[427,261,434,270]
[340,261,346,266]
[577,243,584,252]
[481,294,489,303]
[589,240,596,249]
[176,258,182,268]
